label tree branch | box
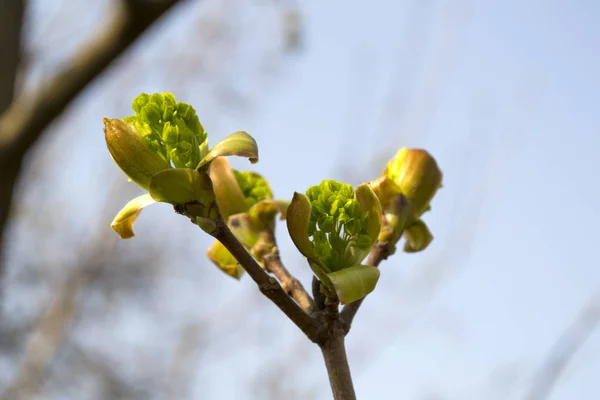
[0,0,186,277]
[0,0,25,285]
[213,219,320,342]
[340,240,393,334]
[257,229,314,312]
[318,297,357,400]
[312,275,326,312]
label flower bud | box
[286,181,382,303]
[123,92,207,170]
[385,148,442,216]
[233,170,273,209]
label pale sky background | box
[3,0,600,399]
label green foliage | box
[105,91,443,307]
[105,92,258,239]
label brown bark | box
[320,323,356,400]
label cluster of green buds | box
[105,92,259,239]
[370,148,443,253]
[205,157,288,279]
[287,180,382,304]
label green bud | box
[384,148,442,216]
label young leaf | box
[209,157,248,220]
[286,192,322,265]
[327,265,381,305]
[403,219,433,252]
[148,168,199,204]
[197,131,259,168]
[228,213,259,249]
[110,194,156,239]
[248,199,290,222]
[206,239,245,279]
[104,118,170,190]
[355,183,382,244]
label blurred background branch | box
[0,0,185,282]
[523,291,600,400]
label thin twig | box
[257,229,314,312]
[213,219,320,342]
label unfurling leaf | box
[104,118,170,190]
[327,265,381,304]
[228,213,259,249]
[286,192,322,266]
[355,184,381,240]
[148,168,199,204]
[110,194,156,239]
[198,131,258,168]
[368,175,403,210]
[209,157,248,220]
[206,240,244,279]
[403,219,433,253]
[248,199,290,223]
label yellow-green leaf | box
[148,168,199,204]
[355,183,382,243]
[403,218,433,253]
[104,118,170,190]
[110,194,156,239]
[248,199,290,223]
[227,213,259,249]
[206,239,245,279]
[327,265,381,305]
[209,157,248,220]
[368,175,403,211]
[286,192,322,265]
[197,131,258,168]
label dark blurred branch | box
[0,0,186,281]
[0,0,23,113]
[0,0,25,285]
[523,291,600,400]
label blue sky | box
[5,0,600,398]
[243,1,600,398]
